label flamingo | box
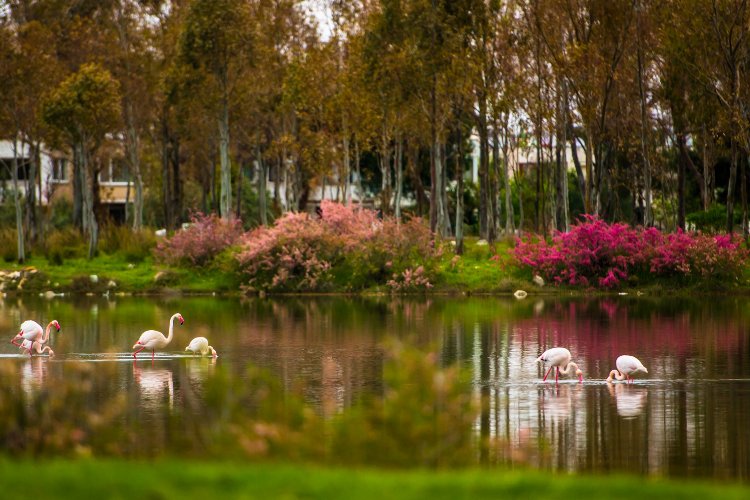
[536,347,583,383]
[11,320,60,351]
[132,313,184,360]
[607,355,648,384]
[185,337,217,357]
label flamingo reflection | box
[20,357,49,395]
[608,383,648,418]
[133,363,174,410]
[539,384,582,422]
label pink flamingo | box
[132,313,184,360]
[11,320,60,355]
[536,347,583,383]
[607,355,648,384]
[19,338,54,356]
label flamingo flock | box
[8,312,218,360]
[535,347,649,385]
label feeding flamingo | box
[536,347,583,383]
[132,313,184,360]
[607,355,648,383]
[11,320,60,353]
[185,337,217,357]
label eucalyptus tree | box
[180,0,254,219]
[42,63,122,258]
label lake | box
[1,294,749,480]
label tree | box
[42,63,122,258]
[180,0,253,219]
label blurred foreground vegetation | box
[2,460,748,500]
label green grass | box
[0,254,238,294]
[1,460,747,499]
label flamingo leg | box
[152,350,155,361]
[555,366,559,384]
[542,366,553,381]
[133,346,146,359]
[10,337,22,347]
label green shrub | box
[44,228,86,260]
[0,228,18,262]
[48,197,74,229]
[100,225,156,262]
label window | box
[51,158,67,181]
[100,158,130,183]
[0,157,31,180]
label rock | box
[90,274,99,284]
[16,278,26,290]
[513,289,528,299]
[476,239,488,246]
[618,292,628,296]
[9,271,21,280]
[155,228,167,237]
[107,280,117,289]
[532,275,545,287]
[0,282,6,292]
[44,290,57,299]
[126,263,135,269]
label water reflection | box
[608,383,648,418]
[133,363,174,410]
[1,295,749,480]
[20,357,49,395]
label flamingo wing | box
[19,320,43,341]
[187,337,208,354]
[537,347,572,367]
[135,330,166,350]
[616,355,646,376]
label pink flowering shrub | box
[387,266,434,292]
[236,200,438,291]
[514,215,748,288]
[154,213,243,267]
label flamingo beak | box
[578,373,584,383]
[179,316,184,325]
[56,323,61,332]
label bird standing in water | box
[536,347,583,383]
[133,313,184,360]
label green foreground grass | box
[1,460,748,499]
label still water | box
[1,295,749,479]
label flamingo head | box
[177,313,184,325]
[576,368,584,383]
[53,320,61,332]
[185,345,191,352]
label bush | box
[44,228,86,261]
[48,197,74,229]
[514,215,749,288]
[100,225,156,262]
[236,201,439,292]
[0,228,18,262]
[153,213,243,267]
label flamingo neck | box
[558,361,579,375]
[208,346,217,357]
[42,322,54,344]
[166,315,177,344]
[607,369,626,382]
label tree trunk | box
[502,119,515,235]
[491,119,501,242]
[126,119,144,231]
[23,138,37,242]
[343,132,350,204]
[162,118,175,231]
[478,96,491,239]
[355,138,364,205]
[236,159,243,218]
[441,142,452,236]
[556,79,570,232]
[727,140,738,233]
[258,147,268,226]
[73,145,83,229]
[636,5,653,226]
[78,143,98,259]
[10,139,25,263]
[394,135,403,220]
[455,125,464,255]
[742,149,748,239]
[218,96,232,219]
[677,138,686,231]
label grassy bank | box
[1,460,747,499]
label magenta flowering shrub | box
[514,216,748,288]
[154,213,243,267]
[236,200,438,291]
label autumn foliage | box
[514,216,749,288]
